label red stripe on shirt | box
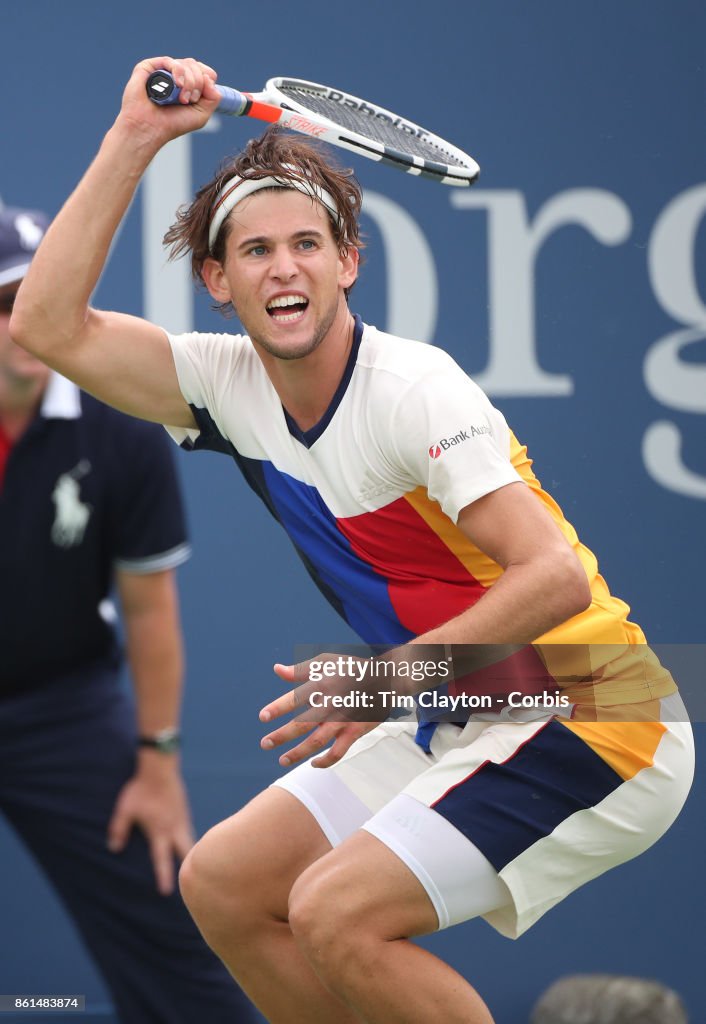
[0,423,13,493]
[337,494,487,635]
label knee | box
[287,869,331,952]
[178,830,223,921]
[288,866,372,981]
[178,820,254,940]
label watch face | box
[155,734,180,753]
[140,728,180,753]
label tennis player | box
[10,57,695,1024]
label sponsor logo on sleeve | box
[428,425,491,459]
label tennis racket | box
[146,71,480,187]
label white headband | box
[208,173,341,253]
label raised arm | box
[10,56,220,426]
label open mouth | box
[266,294,310,322]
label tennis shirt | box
[165,315,676,708]
[0,374,190,690]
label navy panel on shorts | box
[431,720,625,872]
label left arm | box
[106,568,195,894]
[261,482,592,766]
[421,480,591,646]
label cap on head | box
[0,207,49,287]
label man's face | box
[0,280,50,393]
[207,189,358,361]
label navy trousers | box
[0,667,260,1023]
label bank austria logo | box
[429,425,490,458]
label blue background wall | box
[1,2,704,1020]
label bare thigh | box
[183,785,334,920]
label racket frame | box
[146,71,479,186]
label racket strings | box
[277,86,469,168]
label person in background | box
[530,974,689,1024]
[0,205,259,1023]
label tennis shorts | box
[274,694,694,938]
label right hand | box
[259,656,388,769]
[117,56,221,145]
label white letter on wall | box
[142,136,193,333]
[362,192,438,343]
[451,189,632,396]
[643,185,706,499]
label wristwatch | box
[138,727,181,754]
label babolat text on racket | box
[146,71,480,186]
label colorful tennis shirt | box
[165,315,675,708]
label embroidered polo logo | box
[51,460,92,548]
[14,212,45,251]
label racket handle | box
[145,70,247,116]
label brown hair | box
[163,126,364,314]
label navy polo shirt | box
[0,375,190,690]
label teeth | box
[267,294,307,310]
[275,310,305,322]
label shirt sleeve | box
[163,328,247,451]
[389,365,523,523]
[104,412,191,574]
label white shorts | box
[274,695,694,938]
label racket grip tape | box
[145,70,247,116]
